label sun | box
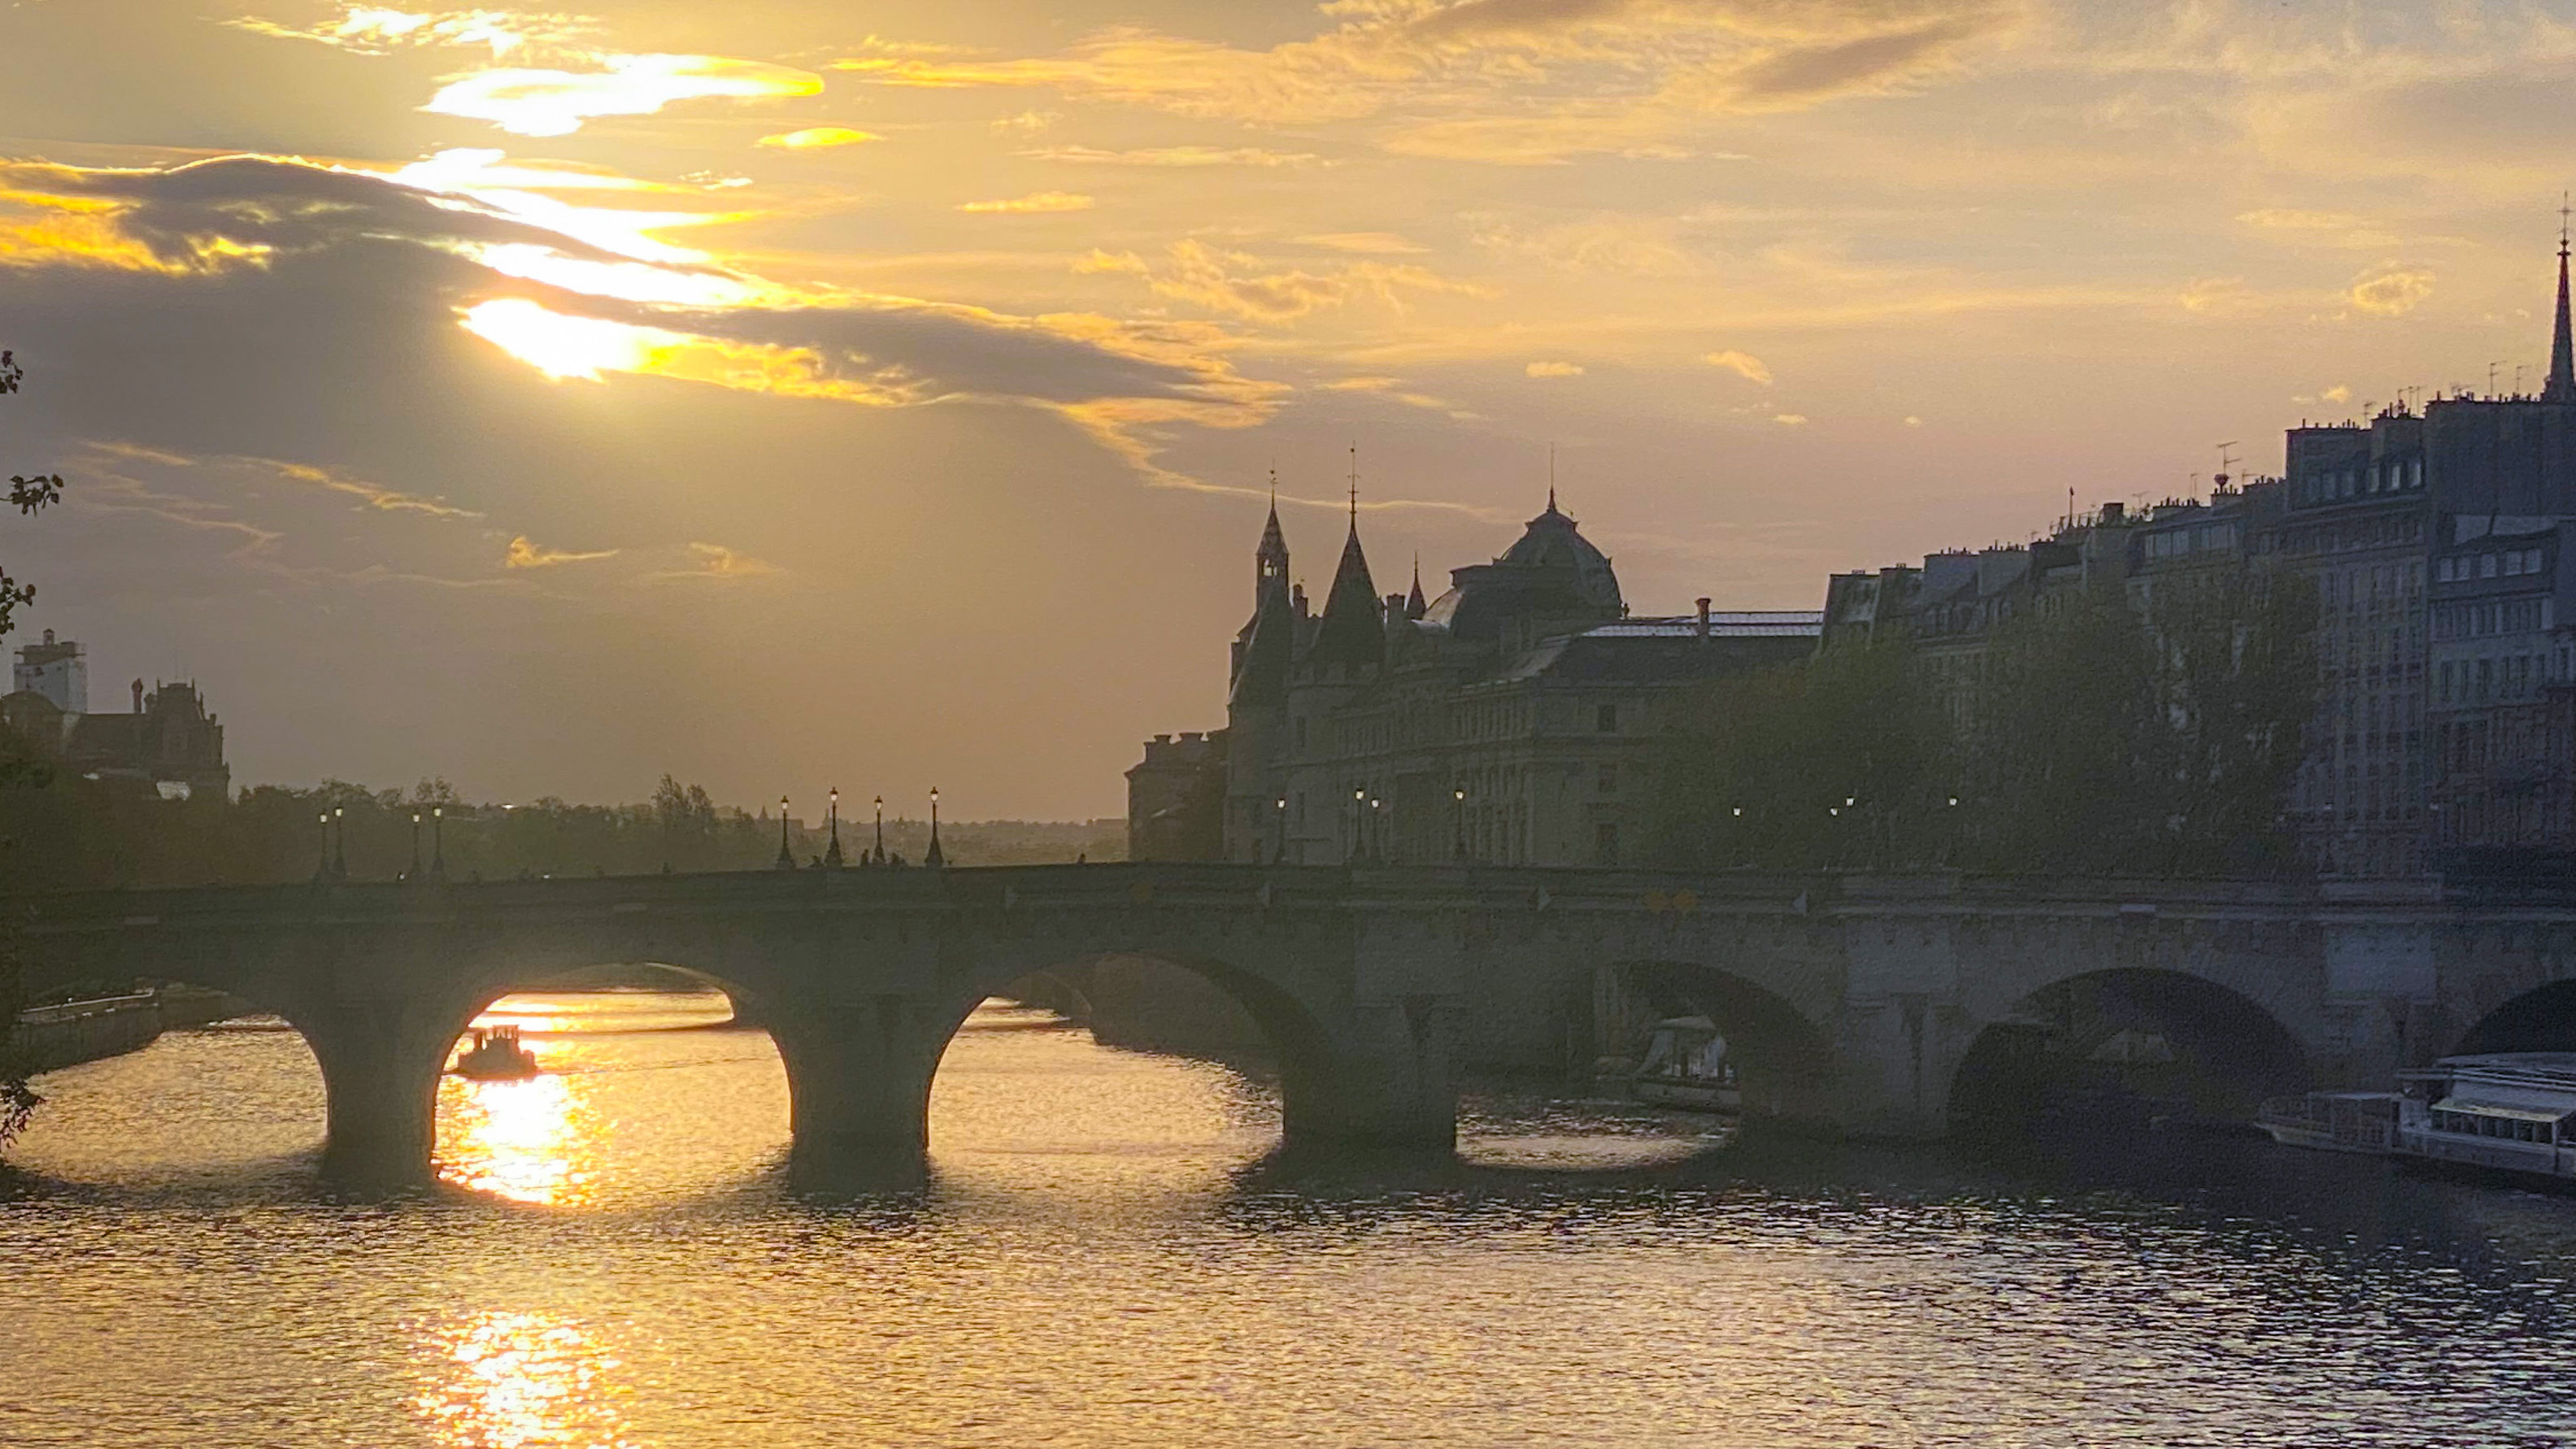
[458,297,660,381]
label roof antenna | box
[2215,440,2239,485]
[1347,444,1359,527]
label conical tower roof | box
[2549,216,2575,403]
[1308,520,1383,666]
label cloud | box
[1300,232,1429,254]
[2349,263,2434,316]
[1903,415,1922,426]
[2177,276,2269,318]
[228,4,590,58]
[424,54,825,137]
[758,127,882,150]
[2322,383,2352,403]
[1020,146,1325,167]
[1,155,1281,490]
[1773,412,1808,425]
[2237,207,2362,232]
[1525,359,1584,376]
[505,533,618,568]
[1702,348,1772,384]
[990,110,1063,135]
[958,190,1096,213]
[1076,238,1490,322]
[642,542,783,582]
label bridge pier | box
[301,1001,453,1184]
[1281,995,1459,1151]
[772,994,954,1191]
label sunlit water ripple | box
[6,991,2575,1447]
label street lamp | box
[825,787,843,868]
[432,805,446,877]
[333,804,346,879]
[1273,795,1288,864]
[1453,784,1468,863]
[315,811,330,880]
[1351,786,1365,865]
[410,810,423,878]
[872,794,885,865]
[1369,795,1384,865]
[925,785,946,867]
[775,794,794,870]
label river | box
[5,991,2574,1447]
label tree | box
[1,346,62,1150]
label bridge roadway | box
[12,864,2576,1185]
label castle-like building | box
[1132,494,1819,864]
[2,631,230,798]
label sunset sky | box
[5,0,2574,816]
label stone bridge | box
[11,864,2576,1185]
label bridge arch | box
[926,946,1373,1152]
[1584,959,1836,1126]
[2454,979,2576,1055]
[1946,966,2313,1134]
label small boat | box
[2391,1053,2576,1184]
[2255,1090,2403,1154]
[1630,1016,1741,1112]
[450,1024,540,1080]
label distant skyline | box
[7,0,2576,815]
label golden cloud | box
[1020,146,1324,167]
[2348,263,2434,317]
[757,127,884,150]
[1702,348,1772,384]
[1525,359,1584,376]
[424,54,825,137]
[504,533,619,568]
[228,4,590,58]
[1773,412,1808,425]
[958,190,1096,213]
[1076,238,1490,322]
[1300,232,1429,254]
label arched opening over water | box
[4,978,327,1182]
[925,952,1338,1169]
[1580,960,1834,1128]
[2454,979,2576,1055]
[432,964,790,1205]
[1948,968,2311,1136]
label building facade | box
[1134,494,1820,867]
[2,638,231,799]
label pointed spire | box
[2549,195,2575,403]
[1309,458,1382,667]
[1406,555,1427,619]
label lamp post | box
[1273,795,1288,864]
[432,805,446,877]
[315,811,330,880]
[825,787,843,868]
[775,794,794,869]
[1350,786,1364,865]
[925,786,946,868]
[872,794,885,865]
[333,804,347,879]
[1369,795,1384,864]
[410,810,423,878]
[1453,784,1468,863]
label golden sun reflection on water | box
[414,1312,638,1449]
[437,1071,596,1205]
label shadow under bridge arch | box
[1947,967,2313,1137]
[1584,959,1837,1130]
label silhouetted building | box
[1154,490,1817,867]
[1125,729,1226,861]
[2,642,230,799]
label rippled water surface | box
[8,992,2576,1447]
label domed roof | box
[1495,493,1621,613]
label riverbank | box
[9,986,245,1074]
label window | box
[1595,703,1618,733]
[2440,661,2455,703]
[2482,554,2500,578]
[1595,822,1621,866]
[1598,764,1617,794]
[1295,717,1308,751]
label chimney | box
[1695,598,1711,640]
[131,678,144,712]
[2100,501,2125,525]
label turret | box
[2549,211,2575,404]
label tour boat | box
[1630,1016,1741,1112]
[2255,1090,2404,1154]
[2390,1054,2576,1184]
[450,1024,541,1081]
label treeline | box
[0,771,1125,893]
[1658,569,2320,877]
